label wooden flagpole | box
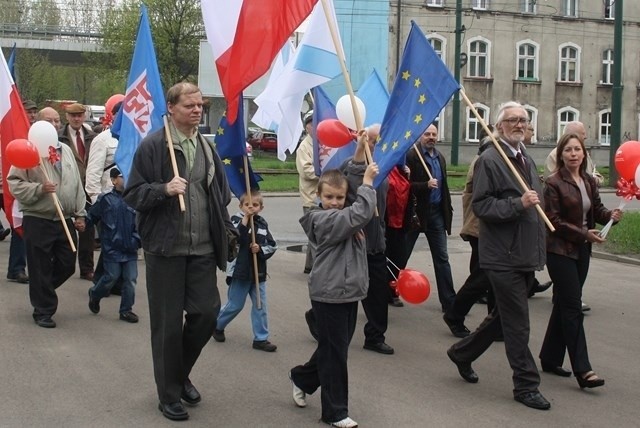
[319,0,373,165]
[459,89,555,232]
[243,155,262,309]
[412,144,434,181]
[163,115,186,212]
[39,164,76,252]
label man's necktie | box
[76,130,86,160]
[516,152,526,170]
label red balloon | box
[316,119,355,148]
[5,139,40,169]
[614,140,640,181]
[396,269,431,304]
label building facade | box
[390,0,640,163]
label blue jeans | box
[8,229,27,277]
[217,278,269,341]
[89,260,137,313]
[407,207,456,310]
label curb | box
[592,251,640,266]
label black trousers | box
[77,225,95,275]
[445,237,493,323]
[385,226,411,279]
[145,253,220,404]
[361,252,389,345]
[23,216,77,318]
[291,300,358,423]
[539,246,592,374]
[449,269,540,396]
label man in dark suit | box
[58,103,96,280]
[405,123,456,312]
[446,101,551,410]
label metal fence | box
[0,23,103,41]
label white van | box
[86,105,106,124]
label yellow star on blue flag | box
[372,21,460,188]
[215,93,261,197]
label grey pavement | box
[0,194,639,427]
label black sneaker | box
[88,290,100,314]
[34,316,56,328]
[7,272,29,283]
[119,311,139,323]
[443,314,471,338]
[252,340,277,352]
[212,329,226,342]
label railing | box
[0,23,103,42]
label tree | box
[100,0,203,89]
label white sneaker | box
[288,371,306,407]
[329,417,358,427]
[581,302,591,312]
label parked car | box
[247,129,278,152]
[202,134,252,158]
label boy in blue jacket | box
[87,168,141,323]
[289,160,379,428]
[212,190,278,351]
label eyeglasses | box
[503,117,530,126]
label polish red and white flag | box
[201,0,318,124]
[0,53,31,229]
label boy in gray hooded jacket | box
[289,161,378,428]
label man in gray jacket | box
[446,101,551,410]
[8,118,87,328]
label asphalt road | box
[0,193,638,427]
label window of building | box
[558,43,581,83]
[516,40,539,81]
[472,0,487,10]
[557,106,579,140]
[599,110,611,145]
[563,0,578,17]
[601,49,614,84]
[434,111,445,140]
[466,103,490,142]
[426,0,443,6]
[427,33,447,64]
[604,0,615,19]
[467,37,491,78]
[522,0,536,13]
[524,105,538,143]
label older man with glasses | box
[446,101,551,411]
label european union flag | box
[112,4,166,182]
[216,95,261,198]
[372,21,460,188]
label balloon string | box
[386,257,400,281]
[599,200,626,239]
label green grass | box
[250,152,296,170]
[601,211,640,257]
[257,174,299,192]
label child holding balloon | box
[289,163,378,428]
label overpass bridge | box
[0,23,106,64]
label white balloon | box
[28,121,59,157]
[635,163,640,186]
[335,95,366,130]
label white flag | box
[254,0,344,160]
